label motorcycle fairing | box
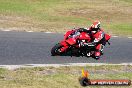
[66,38,76,45]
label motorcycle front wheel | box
[51,43,62,56]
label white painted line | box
[27,31,33,32]
[1,30,11,31]
[121,63,132,65]
[128,37,132,39]
[112,36,118,38]
[45,32,53,33]
[0,63,132,70]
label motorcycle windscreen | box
[66,38,76,45]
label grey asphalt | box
[0,31,131,65]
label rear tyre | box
[51,43,62,56]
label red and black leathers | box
[77,27,106,60]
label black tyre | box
[51,43,62,56]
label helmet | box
[91,20,100,31]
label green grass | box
[120,0,132,3]
[0,0,131,35]
[0,65,131,88]
[105,23,132,35]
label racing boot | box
[100,51,104,55]
[94,51,101,60]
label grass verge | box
[0,65,131,88]
[0,0,131,36]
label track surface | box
[0,31,131,65]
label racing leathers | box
[77,27,105,60]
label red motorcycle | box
[51,28,111,57]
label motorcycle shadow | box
[59,51,85,57]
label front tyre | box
[51,43,62,56]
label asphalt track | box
[0,31,131,65]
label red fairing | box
[60,40,68,47]
[59,37,76,52]
[59,40,69,52]
[64,30,75,40]
[78,32,91,42]
[66,38,76,45]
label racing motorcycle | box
[51,28,111,58]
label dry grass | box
[0,0,131,35]
[0,65,131,88]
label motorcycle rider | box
[77,20,105,60]
[59,20,107,60]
